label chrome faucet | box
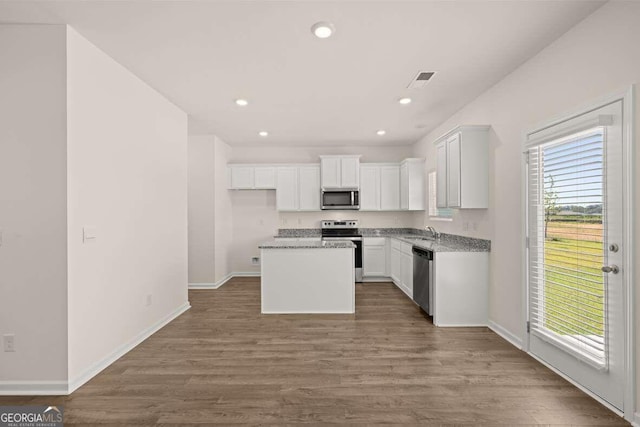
[426,226,440,240]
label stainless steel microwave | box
[321,189,360,210]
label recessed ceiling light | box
[376,130,386,136]
[235,99,249,106]
[398,97,412,105]
[311,22,335,39]
[258,131,269,137]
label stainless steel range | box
[321,220,363,282]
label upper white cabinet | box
[380,166,401,210]
[400,159,425,211]
[360,163,401,211]
[228,165,276,190]
[276,165,321,211]
[434,125,489,209]
[320,155,360,189]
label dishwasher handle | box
[412,247,433,260]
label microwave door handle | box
[351,192,354,206]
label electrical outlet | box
[3,334,15,352]
[146,294,152,307]
[251,257,260,265]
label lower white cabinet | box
[390,240,401,284]
[399,241,413,298]
[363,237,387,277]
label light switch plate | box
[83,226,97,242]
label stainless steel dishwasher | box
[412,247,433,316]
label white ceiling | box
[0,1,604,146]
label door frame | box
[521,86,635,421]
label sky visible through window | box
[542,128,603,213]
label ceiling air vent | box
[407,71,435,89]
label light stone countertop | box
[259,240,355,249]
[274,228,490,252]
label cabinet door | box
[340,157,360,188]
[400,163,409,210]
[401,252,413,297]
[359,166,379,210]
[253,167,276,189]
[447,133,461,208]
[320,157,341,188]
[380,166,400,210]
[298,166,320,211]
[229,166,254,189]
[435,142,448,208]
[276,167,298,211]
[390,248,401,284]
[363,245,386,276]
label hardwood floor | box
[0,277,629,425]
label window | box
[527,126,607,367]
[428,171,453,219]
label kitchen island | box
[259,240,355,314]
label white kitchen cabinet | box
[340,156,360,188]
[434,125,490,209]
[276,165,321,211]
[363,237,387,277]
[435,142,448,208]
[228,165,277,190]
[400,241,413,298]
[390,239,402,285]
[298,165,321,211]
[359,165,380,210]
[433,251,489,326]
[380,166,400,210]
[360,164,400,211]
[254,166,277,189]
[400,158,425,211]
[276,167,298,210]
[320,155,361,189]
[228,166,254,189]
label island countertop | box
[259,240,355,249]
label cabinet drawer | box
[364,237,386,246]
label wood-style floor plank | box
[0,278,629,425]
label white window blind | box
[428,171,452,218]
[527,127,608,369]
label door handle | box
[601,265,619,274]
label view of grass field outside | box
[540,128,605,356]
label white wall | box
[412,1,639,413]
[188,136,216,283]
[213,137,233,282]
[0,25,69,386]
[66,27,188,384]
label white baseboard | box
[362,277,392,282]
[632,412,640,427]
[0,302,191,396]
[231,271,260,277]
[66,302,191,394]
[435,323,488,327]
[0,381,69,396]
[488,320,524,350]
[188,272,260,290]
